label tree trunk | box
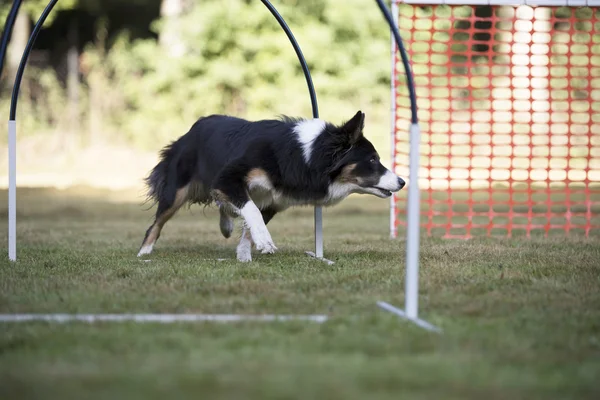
[67,17,80,148]
[89,75,102,147]
[5,10,30,89]
[159,0,186,57]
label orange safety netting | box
[392,3,600,238]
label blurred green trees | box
[1,0,392,151]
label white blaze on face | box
[377,169,402,191]
[293,119,326,164]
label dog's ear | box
[340,111,365,145]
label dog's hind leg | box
[138,185,190,257]
[236,208,277,262]
[217,201,235,239]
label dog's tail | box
[145,141,182,210]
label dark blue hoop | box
[375,0,418,124]
[261,0,319,119]
[8,0,319,121]
[10,0,60,120]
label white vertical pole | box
[405,122,421,319]
[8,120,17,262]
[314,206,323,258]
[389,0,399,239]
[376,0,439,332]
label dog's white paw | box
[251,227,277,254]
[137,244,154,257]
[236,248,252,262]
[236,227,254,262]
[260,244,277,254]
[254,238,277,254]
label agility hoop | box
[5,0,332,263]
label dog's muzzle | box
[371,170,405,197]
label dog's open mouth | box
[372,187,393,197]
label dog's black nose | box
[398,177,406,189]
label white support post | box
[314,206,323,257]
[306,206,334,265]
[405,122,421,319]
[389,0,399,239]
[378,123,440,332]
[377,301,441,332]
[8,120,16,262]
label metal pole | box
[376,0,420,316]
[389,0,399,239]
[375,0,439,331]
[376,1,420,316]
[314,207,323,257]
[8,121,16,261]
[405,122,421,318]
[2,0,24,262]
[8,0,60,261]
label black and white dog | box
[138,111,405,262]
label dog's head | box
[327,111,405,198]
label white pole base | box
[377,301,442,333]
[0,313,329,323]
[313,205,324,257]
[8,120,17,262]
[305,251,335,265]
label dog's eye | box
[369,157,377,164]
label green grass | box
[1,187,599,400]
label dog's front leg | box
[212,163,277,257]
[236,226,253,262]
[239,201,277,254]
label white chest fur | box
[247,174,356,211]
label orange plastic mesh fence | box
[392,3,600,238]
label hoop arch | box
[6,0,320,261]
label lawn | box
[0,187,599,400]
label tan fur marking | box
[246,168,269,184]
[210,189,229,203]
[338,163,359,184]
[143,226,160,248]
[142,185,190,247]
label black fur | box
[145,112,373,209]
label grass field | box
[1,187,599,400]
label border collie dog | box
[138,111,405,262]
